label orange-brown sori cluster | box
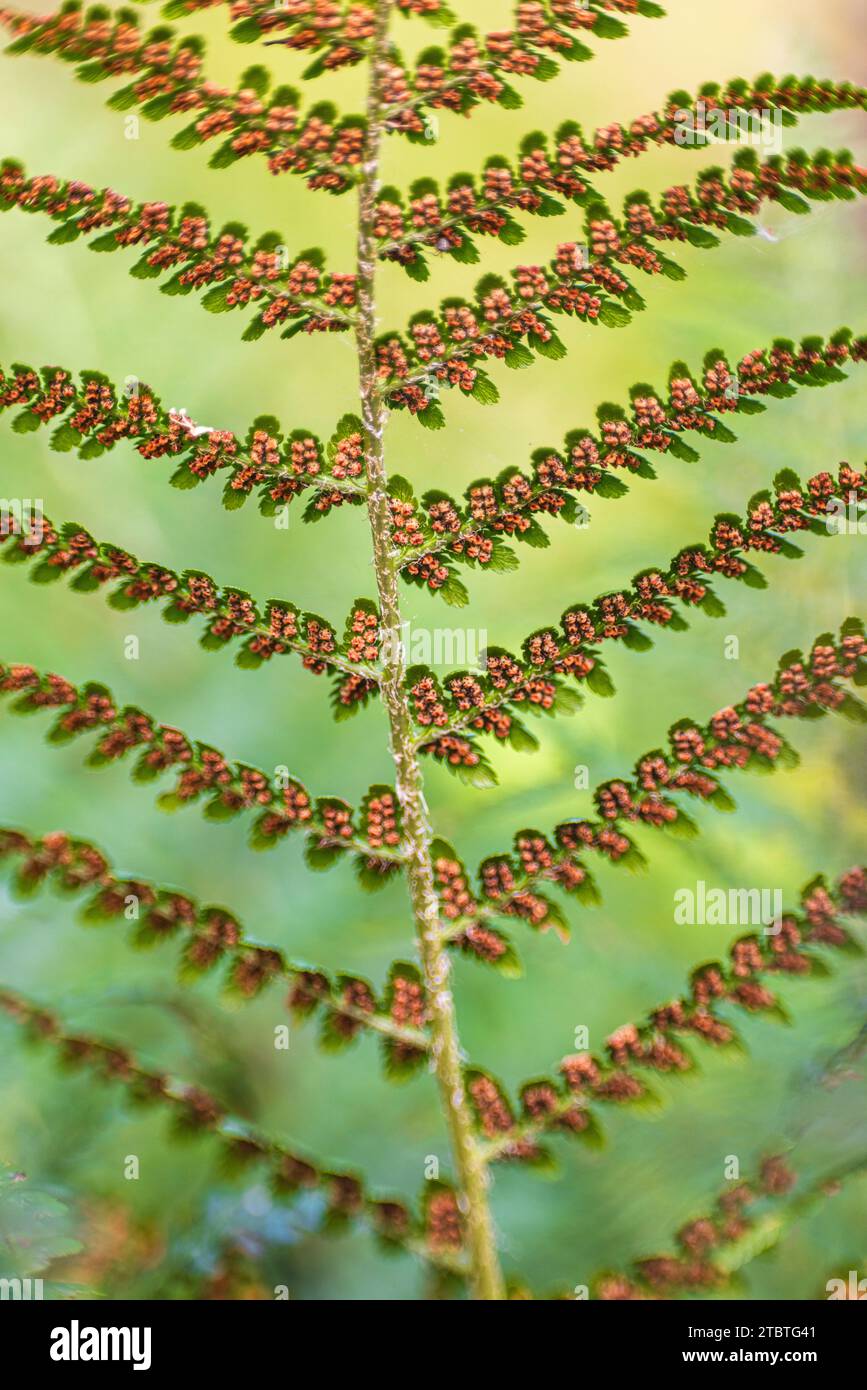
[393,332,867,592]
[0,986,448,1261]
[469,867,865,1173]
[595,1154,810,1298]
[361,789,400,850]
[421,733,483,770]
[388,972,426,1035]
[466,1072,547,1162]
[499,874,559,935]
[382,964,429,1071]
[389,494,426,549]
[332,670,380,711]
[0,667,403,878]
[430,847,530,966]
[0,829,426,1073]
[404,552,452,591]
[343,601,380,665]
[424,1187,464,1254]
[432,853,476,919]
[0,160,356,338]
[0,506,382,693]
[409,674,450,727]
[408,457,866,736]
[479,831,583,935]
[322,978,377,1043]
[468,1072,516,1137]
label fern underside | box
[0,0,865,1300]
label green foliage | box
[0,1164,82,1284]
[0,0,865,1303]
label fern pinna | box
[0,0,865,1303]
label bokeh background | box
[0,0,865,1299]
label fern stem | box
[354,0,505,1302]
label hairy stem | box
[354,0,505,1301]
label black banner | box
[3,1295,863,1375]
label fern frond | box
[0,159,357,340]
[3,0,864,1302]
[376,0,664,127]
[0,987,456,1263]
[0,360,367,521]
[390,327,866,595]
[0,514,380,694]
[466,867,866,1168]
[27,121,858,411]
[5,15,860,427]
[0,0,661,191]
[408,460,865,765]
[437,621,867,956]
[174,0,661,102]
[0,5,364,189]
[0,664,398,865]
[3,330,858,576]
[0,827,428,1068]
[21,637,843,982]
[375,75,866,274]
[592,1149,867,1299]
[377,149,867,424]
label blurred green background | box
[0,0,865,1299]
